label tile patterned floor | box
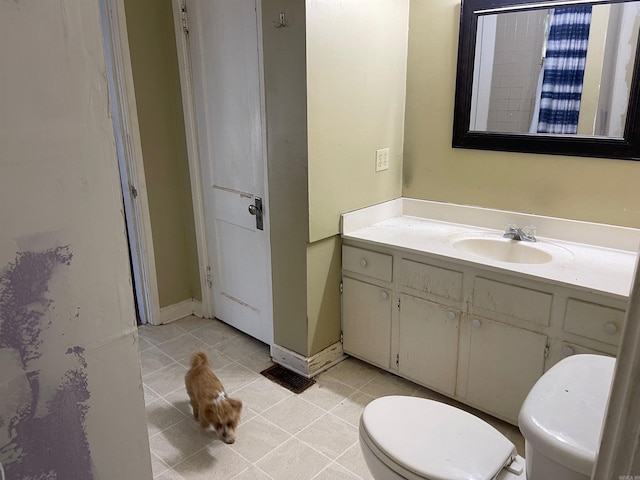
[139,315,525,480]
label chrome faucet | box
[503,223,536,242]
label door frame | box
[99,0,161,325]
[170,0,215,319]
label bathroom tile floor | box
[139,315,525,480]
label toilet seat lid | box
[360,396,516,480]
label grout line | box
[334,449,369,480]
[149,450,171,479]
[309,458,366,480]
[140,326,384,479]
[145,398,189,439]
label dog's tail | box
[190,351,209,368]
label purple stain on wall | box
[0,246,94,479]
[0,246,72,366]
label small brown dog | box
[185,351,243,444]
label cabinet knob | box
[562,345,575,357]
[471,319,481,329]
[380,291,388,300]
[447,311,456,321]
[360,258,367,268]
[604,322,617,334]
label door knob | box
[247,197,263,230]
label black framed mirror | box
[453,0,640,160]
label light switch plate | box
[376,148,390,172]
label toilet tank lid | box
[518,354,615,476]
[361,396,516,480]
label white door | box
[185,0,273,344]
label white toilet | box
[359,354,615,480]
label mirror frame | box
[453,0,640,160]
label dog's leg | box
[191,400,200,421]
[199,412,210,431]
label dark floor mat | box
[260,364,316,394]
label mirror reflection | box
[469,1,640,137]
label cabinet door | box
[342,277,392,369]
[398,294,459,395]
[464,316,547,424]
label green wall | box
[262,0,310,355]
[403,0,640,228]
[124,0,200,308]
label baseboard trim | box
[192,299,203,318]
[160,298,203,324]
[270,341,347,378]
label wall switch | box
[376,148,390,172]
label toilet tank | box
[518,354,615,479]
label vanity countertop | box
[341,198,640,299]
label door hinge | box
[544,344,549,358]
[206,266,212,288]
[395,353,399,367]
[397,297,401,310]
[340,332,343,344]
[181,3,189,34]
[129,183,138,199]
[339,281,343,293]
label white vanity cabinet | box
[545,295,624,366]
[458,315,547,423]
[342,277,393,369]
[457,275,552,423]
[341,246,394,370]
[397,294,460,395]
[563,298,624,347]
[341,240,627,425]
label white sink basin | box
[449,233,574,265]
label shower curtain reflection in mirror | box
[470,2,640,138]
[534,6,592,134]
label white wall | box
[0,1,151,478]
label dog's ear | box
[229,398,243,412]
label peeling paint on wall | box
[0,246,94,480]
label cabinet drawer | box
[564,299,624,346]
[342,245,392,282]
[472,277,552,326]
[399,259,463,301]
